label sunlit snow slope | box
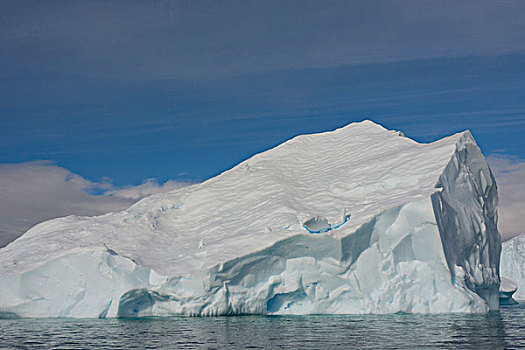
[0,121,501,318]
[501,233,525,300]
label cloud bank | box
[488,155,525,242]
[0,161,190,247]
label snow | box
[500,233,525,300]
[0,120,501,318]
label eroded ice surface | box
[0,121,501,318]
[501,233,525,300]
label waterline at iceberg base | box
[0,121,501,318]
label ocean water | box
[1,304,523,349]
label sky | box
[1,0,524,244]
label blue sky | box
[1,0,525,242]
[2,53,525,185]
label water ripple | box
[0,304,523,349]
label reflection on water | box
[1,304,523,349]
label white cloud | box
[488,155,525,242]
[0,161,191,247]
[106,178,189,200]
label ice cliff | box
[500,233,525,300]
[0,121,501,318]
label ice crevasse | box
[0,120,501,318]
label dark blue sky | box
[1,0,525,185]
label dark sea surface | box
[1,303,523,349]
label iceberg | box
[500,233,525,300]
[0,121,501,318]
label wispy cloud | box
[488,155,525,241]
[0,161,191,247]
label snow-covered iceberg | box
[500,233,525,300]
[0,121,501,318]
